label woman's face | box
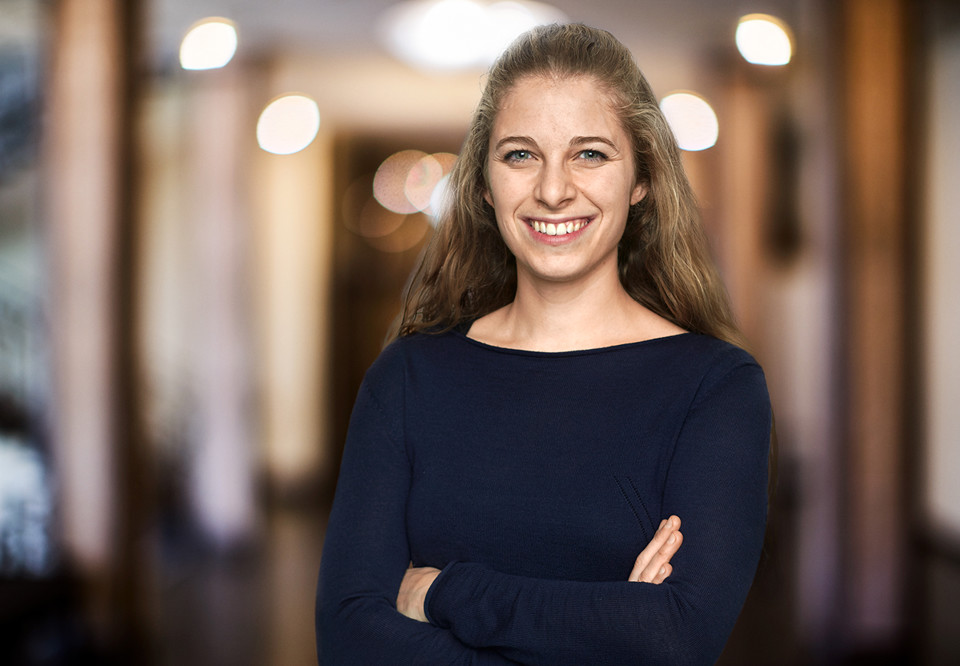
[484,74,646,288]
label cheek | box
[493,207,527,251]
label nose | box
[534,160,576,209]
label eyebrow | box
[494,135,537,151]
[570,136,618,150]
[493,135,619,151]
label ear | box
[483,189,493,207]
[630,182,648,206]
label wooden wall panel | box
[841,0,911,651]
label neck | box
[502,270,643,351]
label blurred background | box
[1,0,958,663]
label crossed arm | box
[397,516,684,622]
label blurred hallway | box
[3,0,960,663]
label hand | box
[628,515,682,583]
[397,563,441,622]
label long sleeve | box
[423,357,771,665]
[316,350,518,665]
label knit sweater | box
[317,329,771,665]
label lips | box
[527,218,592,237]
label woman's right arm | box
[315,353,517,665]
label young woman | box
[317,23,771,665]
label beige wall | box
[923,20,960,542]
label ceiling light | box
[735,14,793,66]
[660,92,719,152]
[379,0,566,72]
[256,95,321,155]
[179,18,238,71]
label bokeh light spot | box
[660,92,719,152]
[405,154,444,213]
[256,95,321,155]
[736,14,793,66]
[179,18,238,71]
[424,152,458,222]
[431,152,459,173]
[428,173,453,226]
[374,150,430,214]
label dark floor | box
[154,501,805,666]
[156,506,326,666]
[5,501,960,665]
[918,541,960,666]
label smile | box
[528,218,592,237]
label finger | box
[638,530,682,583]
[629,517,680,582]
[653,562,672,584]
[634,527,683,583]
[629,519,676,581]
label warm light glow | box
[483,2,564,62]
[428,174,453,226]
[373,150,459,217]
[660,92,719,152]
[424,152,458,220]
[179,18,238,70]
[346,151,454,250]
[343,174,409,239]
[379,0,566,71]
[374,150,430,213]
[735,14,793,66]
[404,154,445,212]
[342,173,432,252]
[364,215,431,253]
[256,95,321,155]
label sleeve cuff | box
[424,561,459,628]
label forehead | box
[492,75,625,140]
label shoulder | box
[670,334,768,409]
[693,341,770,439]
[364,329,464,383]
[669,333,762,372]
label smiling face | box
[484,74,647,290]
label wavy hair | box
[393,23,745,349]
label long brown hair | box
[393,23,745,349]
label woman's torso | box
[392,329,746,582]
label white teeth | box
[531,219,588,235]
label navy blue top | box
[317,330,770,665]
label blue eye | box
[504,150,531,162]
[580,149,607,161]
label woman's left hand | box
[628,515,682,583]
[397,564,441,622]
